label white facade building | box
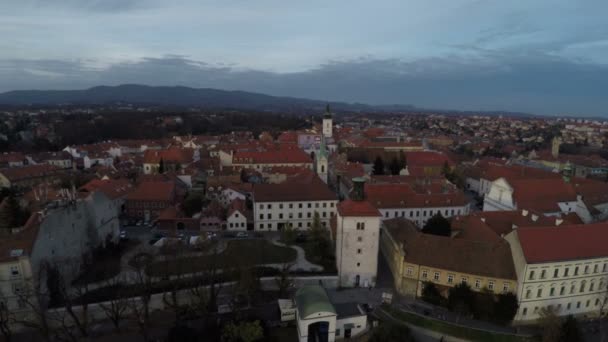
[505,223,608,323]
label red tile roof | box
[517,223,608,263]
[79,178,133,200]
[126,181,175,202]
[510,178,577,212]
[253,177,336,202]
[337,199,381,217]
[365,183,468,209]
[143,148,194,164]
[233,148,312,164]
[0,164,61,182]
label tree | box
[369,322,415,342]
[373,156,385,175]
[309,212,331,262]
[473,289,495,321]
[158,158,165,174]
[560,315,582,342]
[421,282,442,306]
[280,223,297,245]
[422,213,451,237]
[221,320,264,342]
[0,290,13,342]
[0,195,28,231]
[389,157,401,175]
[494,292,519,324]
[98,276,129,331]
[182,192,204,217]
[275,263,294,298]
[448,283,474,320]
[538,307,562,342]
[128,253,155,342]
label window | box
[586,300,590,308]
[584,265,589,274]
[289,204,293,209]
[475,279,481,289]
[422,270,428,279]
[461,277,468,285]
[267,204,271,209]
[580,282,586,293]
[356,263,360,267]
[9,266,20,277]
[576,302,581,309]
[533,307,538,314]
[307,203,311,208]
[567,303,571,310]
[550,288,555,296]
[447,274,454,284]
[604,263,607,272]
[298,222,302,228]
[298,203,303,208]
[503,283,509,292]
[590,283,595,291]
[541,270,546,279]
[537,289,543,298]
[267,223,272,229]
[356,222,365,230]
[570,284,576,294]
[406,267,413,276]
[553,269,559,278]
[564,268,569,277]
[357,249,362,254]
[433,272,440,281]
[279,204,283,209]
[357,236,363,242]
[529,271,535,280]
[298,213,302,218]
[259,204,263,209]
[323,203,327,208]
[574,266,579,275]
[307,212,311,218]
[525,289,531,299]
[560,286,565,296]
[315,203,319,208]
[259,214,264,220]
[488,281,495,290]
[279,213,283,219]
[268,214,272,220]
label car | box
[235,232,248,239]
[136,220,143,226]
[119,231,128,240]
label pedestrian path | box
[270,239,324,272]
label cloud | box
[1,52,607,116]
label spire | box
[323,104,332,119]
[318,135,328,159]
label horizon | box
[2,1,608,116]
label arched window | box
[580,281,586,293]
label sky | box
[2,0,608,116]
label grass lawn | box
[147,239,297,277]
[385,307,537,342]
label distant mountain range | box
[0,84,417,113]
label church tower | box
[316,136,329,184]
[335,178,382,288]
[322,104,333,138]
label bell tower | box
[322,104,333,138]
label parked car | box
[235,232,248,239]
[119,230,128,240]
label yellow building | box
[381,218,518,298]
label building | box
[322,105,333,138]
[294,285,367,342]
[226,198,251,231]
[252,177,337,231]
[0,164,62,189]
[381,218,518,298]
[125,181,177,222]
[505,223,608,322]
[316,137,329,184]
[335,178,382,288]
[365,182,470,227]
[143,148,198,174]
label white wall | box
[226,211,247,231]
[379,205,469,228]
[336,314,367,339]
[253,200,338,231]
[335,214,380,288]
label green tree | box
[275,263,294,298]
[280,223,297,245]
[560,315,581,342]
[158,158,165,174]
[369,322,415,342]
[221,320,264,342]
[389,157,401,175]
[182,193,204,217]
[494,292,519,324]
[421,282,442,306]
[373,156,385,175]
[473,289,495,321]
[422,213,451,237]
[448,283,474,318]
[309,212,331,259]
[0,196,19,231]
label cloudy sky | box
[2,0,608,115]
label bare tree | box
[14,262,53,342]
[98,275,129,331]
[275,262,294,298]
[128,253,154,342]
[0,290,13,342]
[537,306,562,342]
[599,275,608,342]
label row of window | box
[257,221,328,230]
[528,263,608,280]
[259,211,334,220]
[525,279,606,299]
[258,202,336,210]
[383,207,465,219]
[417,268,508,292]
[521,297,608,316]
[228,222,245,228]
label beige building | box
[381,218,518,298]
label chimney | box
[350,177,366,201]
[522,209,528,217]
[555,218,564,226]
[531,214,539,222]
[480,217,486,223]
